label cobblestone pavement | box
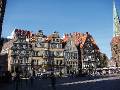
[1,75,120,90]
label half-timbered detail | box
[63,32,100,75]
[10,29,32,76]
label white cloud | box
[7,30,15,39]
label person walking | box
[50,72,56,90]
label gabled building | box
[3,29,101,76]
[82,32,100,74]
[30,30,48,73]
[63,32,100,75]
[10,29,32,76]
[64,36,79,74]
[47,31,64,74]
[30,31,64,75]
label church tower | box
[111,0,120,67]
[113,0,120,37]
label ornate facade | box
[30,30,48,73]
[30,31,64,74]
[10,29,32,76]
[64,32,100,74]
[47,31,64,74]
[2,29,101,76]
[64,36,79,74]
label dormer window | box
[53,39,55,42]
[52,44,56,48]
[23,45,26,49]
[38,38,42,42]
[37,30,43,37]
[38,51,43,56]
[56,39,60,42]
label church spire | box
[113,0,120,37]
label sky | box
[1,0,118,59]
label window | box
[37,60,38,65]
[16,50,19,54]
[19,39,23,42]
[36,51,38,56]
[20,60,23,64]
[43,50,48,56]
[41,43,44,47]
[55,51,59,56]
[38,51,43,56]
[53,39,55,42]
[36,43,40,47]
[60,51,63,56]
[17,44,20,49]
[56,39,60,42]
[51,44,57,48]
[38,38,42,42]
[32,51,35,56]
[50,51,54,56]
[59,44,62,48]
[14,44,17,47]
[23,45,26,49]
[68,53,70,57]
[23,39,26,43]
[56,60,58,65]
[19,56,23,60]
[21,50,26,55]
[60,60,62,65]
[13,59,15,63]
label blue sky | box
[2,0,115,58]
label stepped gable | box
[63,32,99,50]
[46,31,63,43]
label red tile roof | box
[63,32,98,49]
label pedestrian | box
[50,72,56,90]
[30,76,34,87]
[15,73,20,90]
